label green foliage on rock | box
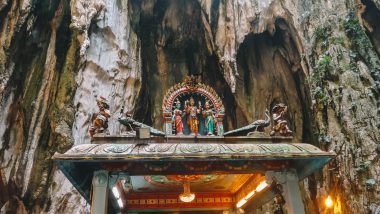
[344,12,380,91]
[311,54,333,106]
[344,14,372,50]
[314,25,331,41]
[312,86,330,106]
[317,55,332,72]
[330,36,345,46]
[355,161,371,173]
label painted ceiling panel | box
[130,174,254,193]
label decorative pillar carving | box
[91,170,109,214]
[108,172,118,188]
[216,112,224,136]
[109,172,131,191]
[163,110,173,135]
[118,172,131,190]
[265,170,305,214]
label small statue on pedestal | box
[89,96,111,140]
[270,103,293,136]
[184,97,200,135]
[203,101,215,136]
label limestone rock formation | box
[0,0,379,213]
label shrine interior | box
[119,174,264,213]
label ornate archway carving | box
[162,76,225,136]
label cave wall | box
[0,0,89,212]
[0,0,380,213]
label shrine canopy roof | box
[52,135,335,201]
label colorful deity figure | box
[203,101,215,136]
[174,99,181,110]
[174,109,184,135]
[184,97,200,135]
[89,96,111,139]
[173,99,184,135]
[269,103,293,136]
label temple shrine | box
[53,76,335,214]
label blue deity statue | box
[203,101,215,136]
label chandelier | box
[179,182,195,203]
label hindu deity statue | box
[184,97,200,135]
[173,99,184,135]
[269,103,293,136]
[174,98,181,110]
[203,101,215,136]
[89,96,111,139]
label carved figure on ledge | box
[184,97,200,135]
[173,99,184,135]
[270,103,293,136]
[89,96,110,139]
[118,114,165,136]
[224,109,270,136]
[174,109,184,135]
[203,101,215,136]
[250,109,270,132]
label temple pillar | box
[91,170,109,214]
[216,113,224,136]
[266,170,305,214]
[163,111,173,135]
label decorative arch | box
[162,76,225,136]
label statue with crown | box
[162,75,225,136]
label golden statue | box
[184,97,200,135]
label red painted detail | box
[166,175,204,182]
[126,192,234,210]
[162,83,225,118]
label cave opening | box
[129,0,237,130]
[361,0,380,56]
[234,17,318,213]
[235,18,313,143]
